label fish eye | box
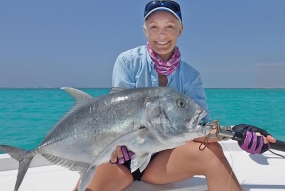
[176,99,186,108]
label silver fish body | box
[0,87,208,191]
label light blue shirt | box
[112,45,210,122]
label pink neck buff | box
[146,42,181,75]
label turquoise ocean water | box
[0,88,285,154]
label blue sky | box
[1,0,284,88]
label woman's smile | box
[155,41,169,45]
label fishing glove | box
[111,146,135,164]
[232,124,270,154]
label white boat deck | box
[0,140,284,191]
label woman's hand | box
[232,124,276,154]
[110,146,134,164]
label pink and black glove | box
[110,146,135,164]
[232,124,270,154]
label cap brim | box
[144,7,182,23]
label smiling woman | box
[143,10,183,60]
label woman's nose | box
[157,29,166,38]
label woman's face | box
[144,11,183,61]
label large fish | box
[0,87,208,191]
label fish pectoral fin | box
[130,153,152,173]
[139,153,152,172]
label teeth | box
[156,41,168,45]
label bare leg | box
[141,141,242,191]
[73,163,133,191]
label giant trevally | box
[0,87,208,191]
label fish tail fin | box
[0,145,34,191]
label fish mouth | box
[186,108,208,133]
[172,107,209,142]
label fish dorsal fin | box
[109,87,126,94]
[61,87,93,115]
[61,87,93,104]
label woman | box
[74,1,275,191]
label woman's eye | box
[166,25,174,29]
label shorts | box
[123,153,158,181]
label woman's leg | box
[73,163,133,191]
[141,141,242,191]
